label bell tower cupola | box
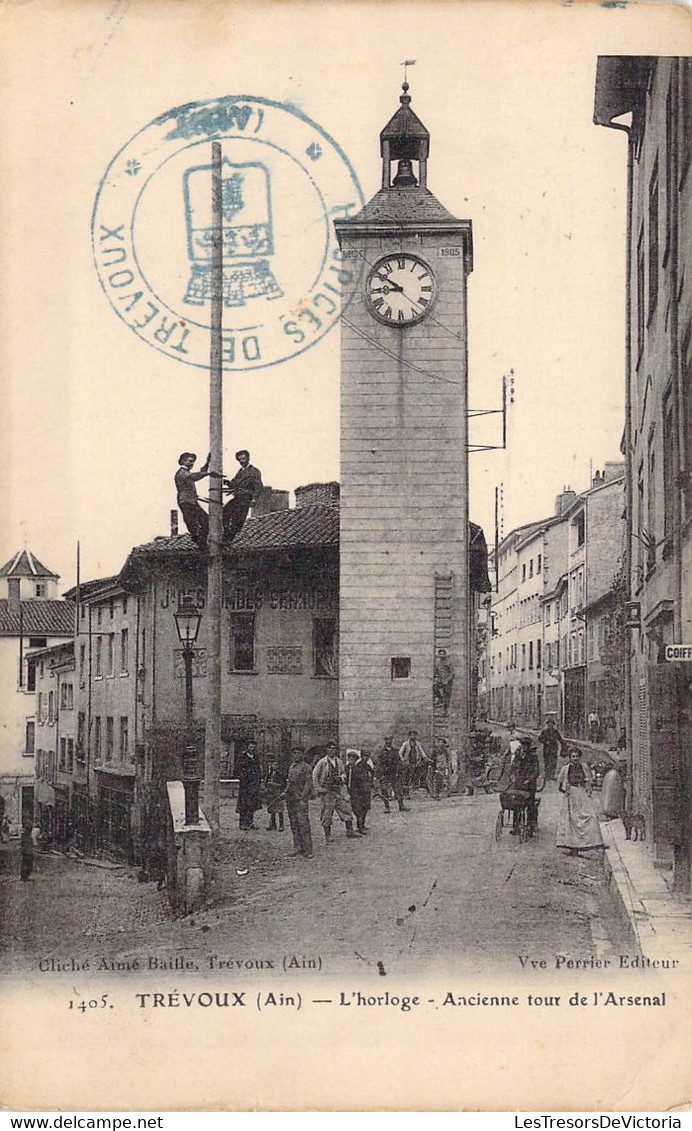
[380,82,430,190]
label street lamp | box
[173,597,202,825]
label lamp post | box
[174,598,202,825]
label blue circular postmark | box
[92,96,364,371]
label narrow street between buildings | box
[0,781,629,980]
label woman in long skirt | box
[556,749,604,856]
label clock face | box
[365,254,436,326]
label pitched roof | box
[338,187,465,229]
[0,549,59,579]
[234,504,338,550]
[118,505,339,588]
[0,600,74,637]
[62,576,121,603]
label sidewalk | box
[600,814,692,967]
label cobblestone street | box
[0,782,628,980]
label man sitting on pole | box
[222,450,263,543]
[175,452,210,549]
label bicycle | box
[409,759,449,799]
[494,789,540,843]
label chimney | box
[251,486,290,517]
[8,577,20,614]
[295,481,340,508]
[170,509,179,536]
[602,460,625,483]
[555,488,577,516]
[592,469,602,488]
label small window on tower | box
[391,657,411,680]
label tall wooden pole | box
[205,141,223,834]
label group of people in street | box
[226,710,621,863]
[233,731,444,859]
[174,448,263,550]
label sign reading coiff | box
[665,644,692,661]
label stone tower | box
[335,83,473,758]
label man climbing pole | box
[221,449,263,542]
[174,452,211,549]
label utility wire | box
[340,315,464,388]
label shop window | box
[313,617,338,677]
[230,614,255,672]
[391,657,411,680]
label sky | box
[1,0,686,591]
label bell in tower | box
[392,159,418,188]
[380,81,430,190]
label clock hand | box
[375,274,405,293]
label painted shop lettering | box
[268,588,330,611]
[224,587,263,611]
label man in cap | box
[537,718,564,781]
[312,742,360,843]
[174,452,210,549]
[284,746,314,858]
[399,730,428,796]
[346,749,372,835]
[222,450,263,543]
[374,735,408,812]
[508,735,540,836]
[433,649,454,714]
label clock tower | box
[335,83,473,763]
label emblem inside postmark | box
[92,96,364,371]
